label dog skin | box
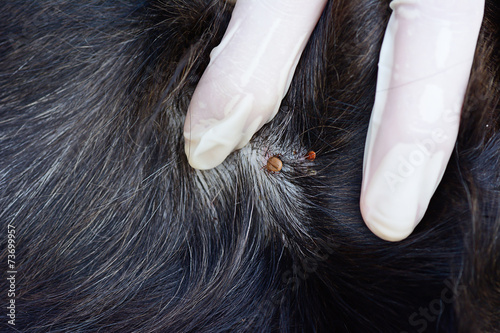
[0,1,499,332]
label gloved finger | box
[184,0,326,170]
[360,0,485,241]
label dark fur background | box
[0,0,499,332]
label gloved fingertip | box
[360,201,417,242]
[184,130,234,170]
[184,88,267,170]
[361,138,450,241]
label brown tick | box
[266,155,283,173]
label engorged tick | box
[266,156,283,173]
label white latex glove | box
[360,0,485,241]
[183,0,484,242]
[184,0,327,169]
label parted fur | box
[0,0,499,332]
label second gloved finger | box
[360,0,485,241]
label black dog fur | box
[0,0,499,332]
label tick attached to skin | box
[266,155,283,173]
[305,151,316,161]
